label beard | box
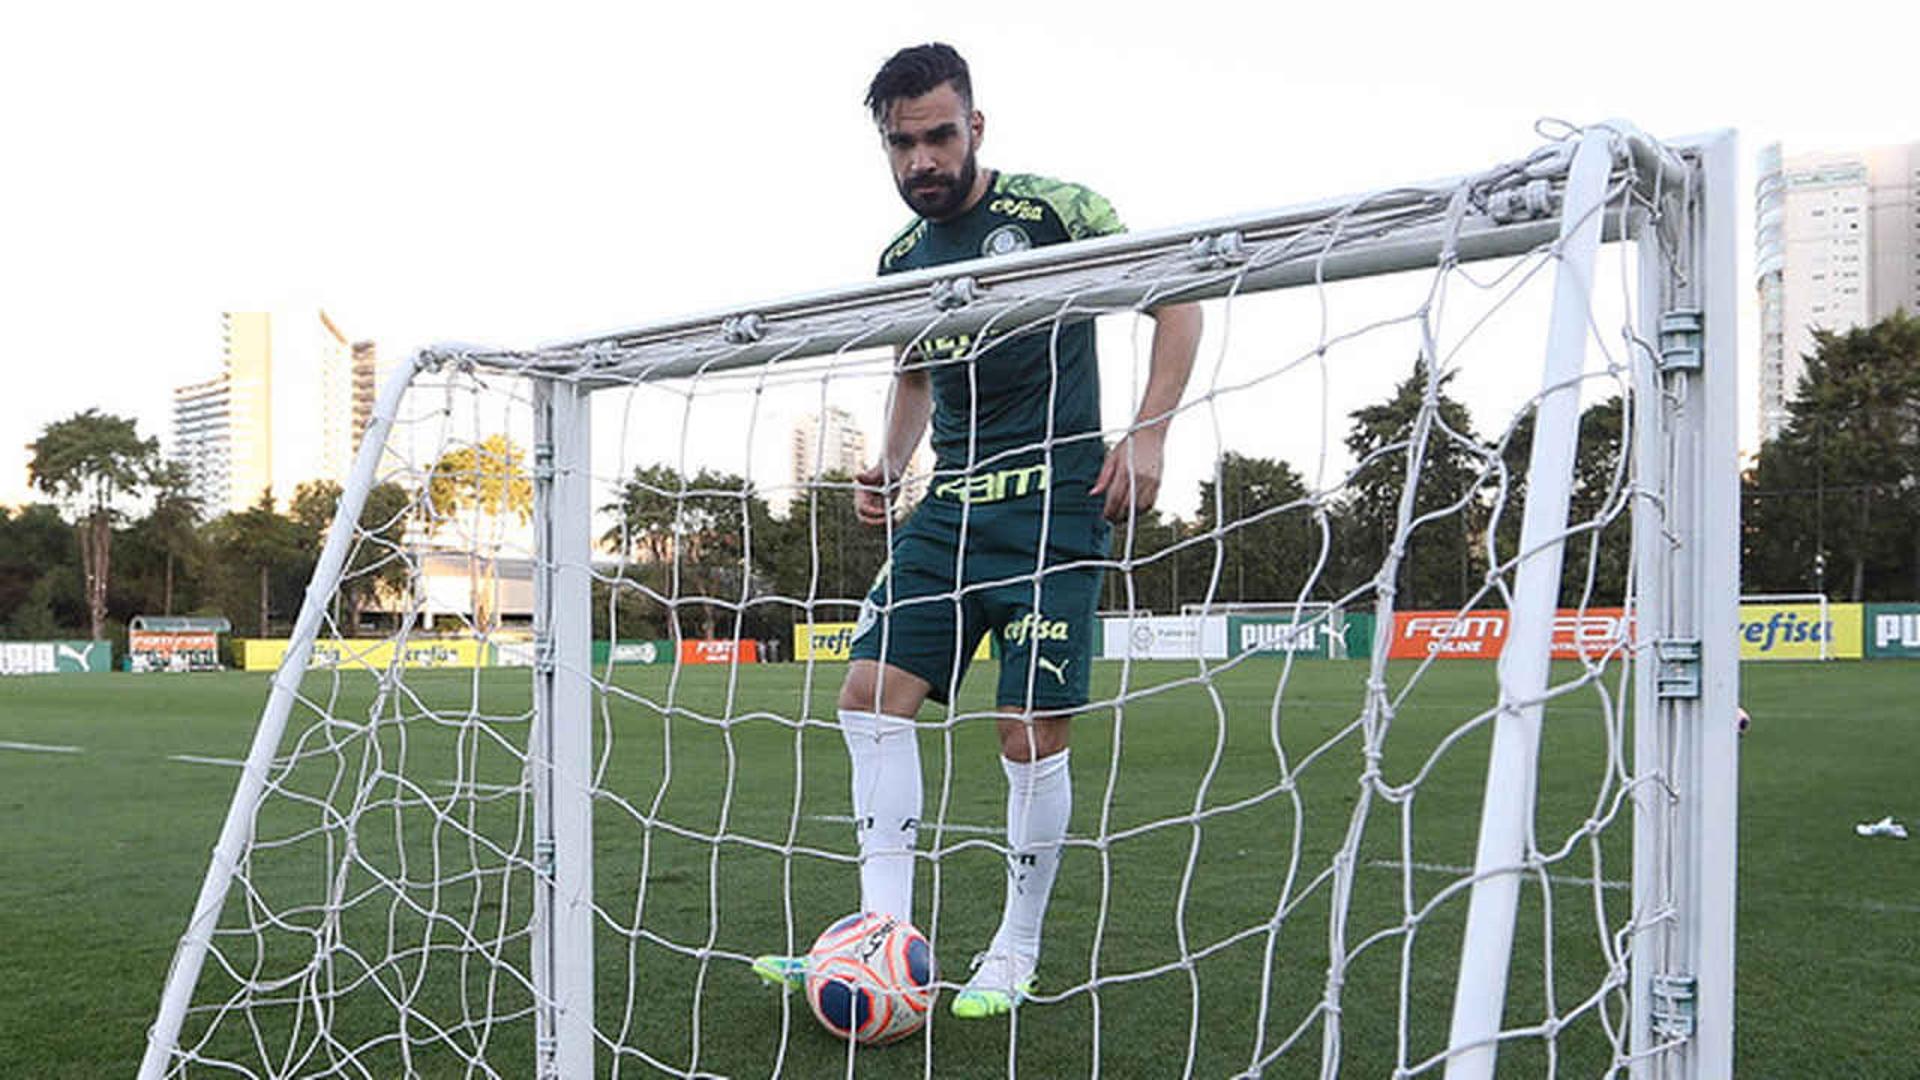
[898,151,978,221]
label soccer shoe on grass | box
[950,952,1036,1019]
[752,954,806,991]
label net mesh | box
[152,125,1702,1079]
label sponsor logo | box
[608,642,661,664]
[988,197,1046,223]
[1238,622,1320,654]
[1389,609,1631,660]
[0,643,57,675]
[1035,655,1071,685]
[1873,613,1920,650]
[678,639,760,665]
[981,223,1032,257]
[1740,609,1829,651]
[933,463,1049,505]
[1003,612,1070,646]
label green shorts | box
[849,500,1109,711]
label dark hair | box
[865,43,971,123]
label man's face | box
[879,83,983,221]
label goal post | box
[141,124,1739,1079]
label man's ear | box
[970,109,985,150]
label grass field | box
[1,658,1915,1078]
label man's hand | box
[1090,428,1166,524]
[854,462,896,526]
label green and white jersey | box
[879,172,1124,516]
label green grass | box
[1,659,1916,1077]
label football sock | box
[839,709,922,923]
[990,748,1071,965]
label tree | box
[1195,452,1323,606]
[1492,395,1631,606]
[27,409,159,641]
[424,435,535,633]
[291,479,415,633]
[0,504,85,637]
[1332,360,1488,610]
[203,490,308,636]
[142,462,204,616]
[1744,311,1920,599]
[602,465,792,639]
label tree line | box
[8,311,1913,653]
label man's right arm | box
[854,359,932,526]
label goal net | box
[142,124,1739,1079]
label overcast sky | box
[3,1,1913,516]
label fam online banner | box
[1388,609,1631,661]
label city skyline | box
[1755,140,1920,441]
[168,310,384,517]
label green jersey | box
[879,171,1124,516]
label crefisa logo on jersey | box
[981,224,1032,257]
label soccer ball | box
[805,912,937,1045]
[1737,706,1751,735]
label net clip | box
[533,636,555,675]
[534,839,556,877]
[1486,178,1556,224]
[532,441,554,484]
[1654,638,1701,699]
[929,276,978,310]
[1650,973,1697,1040]
[1658,309,1704,373]
[721,313,766,344]
[1187,230,1248,270]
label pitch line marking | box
[168,754,245,768]
[1367,858,1628,892]
[0,741,81,755]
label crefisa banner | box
[0,640,111,675]
[1736,603,1862,661]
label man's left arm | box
[1090,301,1203,524]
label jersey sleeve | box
[1001,174,1126,242]
[877,219,926,275]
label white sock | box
[839,710,922,923]
[990,749,1071,966]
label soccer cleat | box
[950,951,1036,1019]
[752,953,807,990]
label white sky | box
[3,1,1914,518]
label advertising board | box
[1387,609,1631,661]
[238,638,488,672]
[1736,603,1861,661]
[1099,615,1228,661]
[1865,603,1920,660]
[0,640,110,675]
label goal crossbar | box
[439,129,1691,385]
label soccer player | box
[756,43,1202,1020]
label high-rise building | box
[791,406,870,486]
[1755,141,1920,441]
[172,310,370,518]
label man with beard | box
[756,43,1202,1020]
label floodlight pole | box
[531,376,597,1078]
[1443,128,1614,1080]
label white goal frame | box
[141,125,1740,1080]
